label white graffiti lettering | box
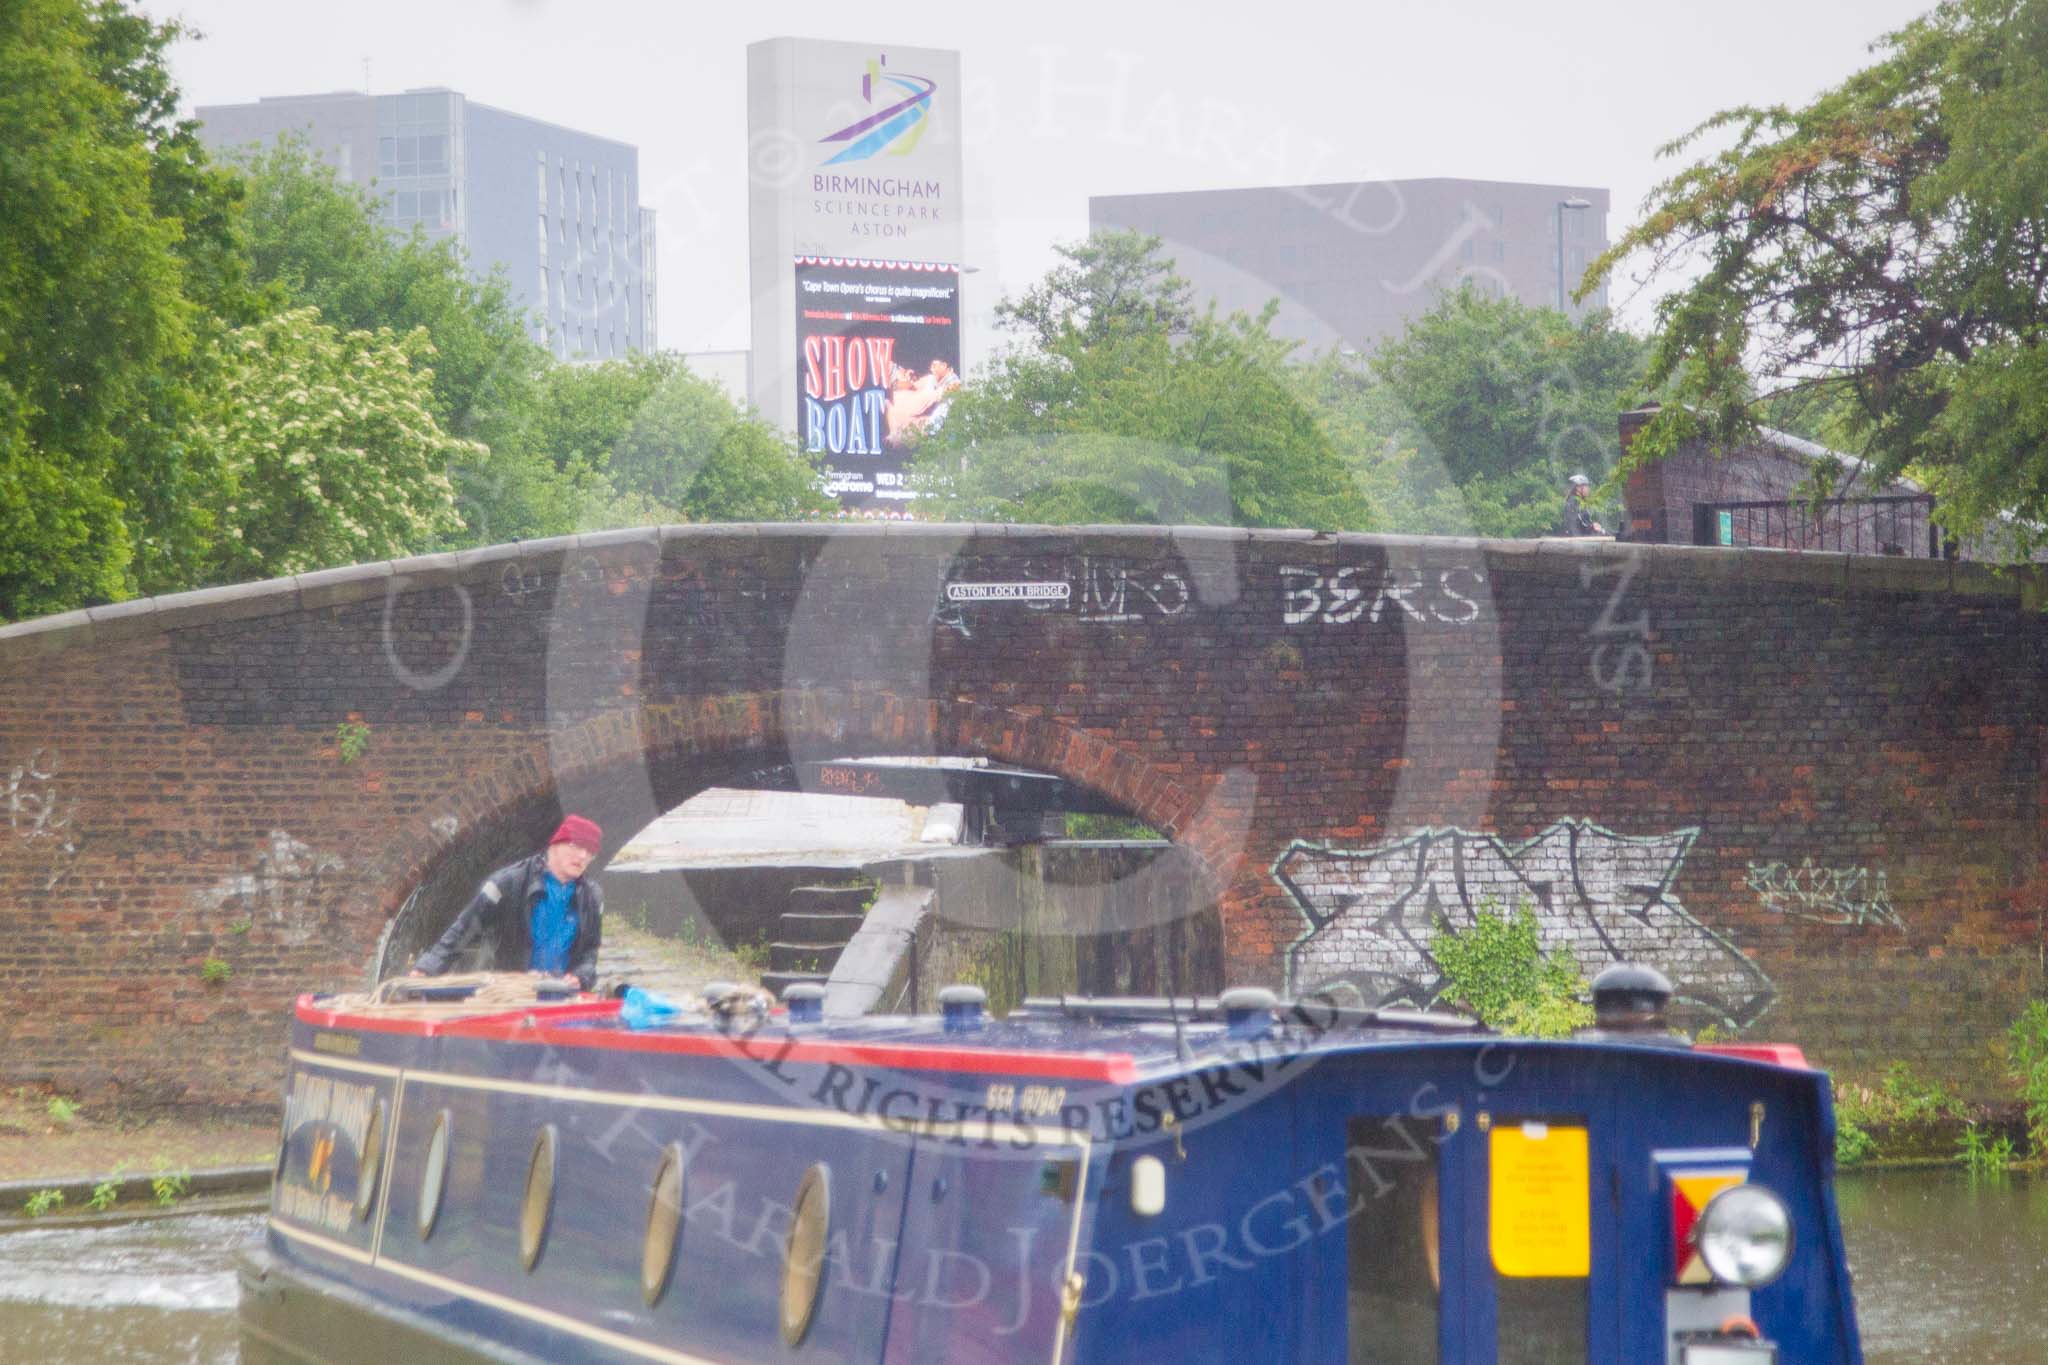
[1746,859,1904,931]
[6,749,80,890]
[1076,558,1190,624]
[6,749,74,845]
[193,830,345,942]
[1276,819,1774,1028]
[1279,565,1489,628]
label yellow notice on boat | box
[1489,1121,1590,1277]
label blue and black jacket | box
[413,853,603,990]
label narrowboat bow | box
[240,968,1862,1363]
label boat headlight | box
[1694,1184,1792,1288]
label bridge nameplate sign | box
[945,582,1070,603]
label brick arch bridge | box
[1,524,2042,1105]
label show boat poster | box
[747,41,965,492]
[796,256,959,507]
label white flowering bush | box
[198,307,475,578]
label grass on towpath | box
[0,1088,276,1186]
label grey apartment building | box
[196,89,657,361]
[1090,178,1608,355]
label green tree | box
[0,0,204,619]
[1293,352,1479,537]
[596,366,831,523]
[1586,0,2048,555]
[531,352,683,477]
[1328,287,1649,538]
[995,229,1197,351]
[82,1,260,324]
[194,308,471,578]
[915,235,1372,530]
[232,138,545,437]
[77,2,266,597]
[226,137,555,546]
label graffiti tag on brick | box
[1276,819,1774,1029]
[1074,559,1189,623]
[1278,564,1486,627]
[1746,859,1904,931]
[6,748,81,890]
[193,830,346,943]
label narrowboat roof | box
[295,990,1810,1085]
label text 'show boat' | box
[239,968,1862,1363]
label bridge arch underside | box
[368,691,1231,994]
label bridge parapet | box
[1,525,2040,1104]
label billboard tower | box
[748,40,965,509]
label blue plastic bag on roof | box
[620,985,687,1029]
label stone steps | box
[786,884,872,915]
[769,940,846,974]
[762,885,871,1000]
[780,911,867,938]
[761,969,829,999]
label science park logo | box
[819,52,937,165]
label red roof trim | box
[295,995,1139,1083]
[1696,1042,1811,1069]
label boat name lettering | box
[278,1180,355,1233]
[312,1030,361,1056]
[286,1071,378,1155]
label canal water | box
[0,1212,247,1365]
[0,1172,2040,1362]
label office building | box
[196,89,657,360]
[1090,178,1609,355]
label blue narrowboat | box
[239,968,1862,1363]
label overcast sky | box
[145,0,1935,357]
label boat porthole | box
[519,1124,558,1272]
[641,1142,686,1307]
[779,1163,831,1347]
[353,1099,386,1223]
[417,1109,451,1241]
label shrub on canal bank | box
[2006,1001,2048,1158]
[1830,1018,2048,1171]
[1832,1063,1975,1168]
[150,1163,190,1208]
[1957,1123,2016,1176]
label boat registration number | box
[985,1084,1067,1117]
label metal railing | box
[1692,494,1945,558]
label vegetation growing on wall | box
[1429,901,1594,1039]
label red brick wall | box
[1,525,2041,1103]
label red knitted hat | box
[549,815,603,853]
